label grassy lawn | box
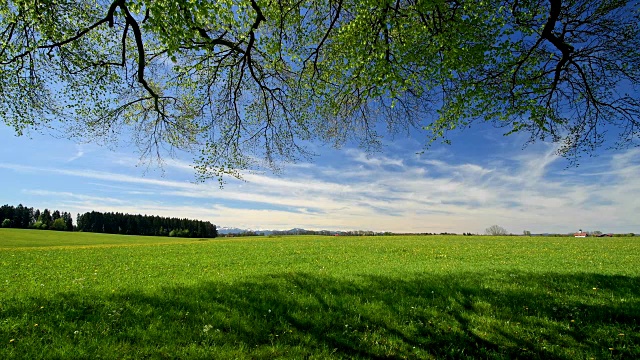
[0,229,638,359]
[0,228,203,249]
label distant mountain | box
[217,227,334,236]
[217,227,262,234]
[217,227,385,236]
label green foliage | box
[1,204,35,228]
[1,230,639,359]
[1,218,10,228]
[50,218,68,231]
[38,209,52,228]
[1,204,73,231]
[169,229,191,237]
[1,0,638,179]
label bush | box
[168,229,191,238]
[51,218,67,231]
[1,219,11,228]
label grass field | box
[1,228,638,359]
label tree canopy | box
[1,0,638,179]
[486,224,508,236]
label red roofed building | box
[574,230,588,237]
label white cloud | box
[66,145,85,162]
[1,145,639,233]
[22,190,128,205]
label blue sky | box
[1,122,639,234]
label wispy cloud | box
[1,145,639,233]
[22,189,128,205]
[66,151,85,163]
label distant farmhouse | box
[574,230,588,238]
[573,230,613,238]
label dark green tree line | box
[76,211,217,238]
[0,204,73,231]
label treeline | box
[76,211,217,238]
[0,204,73,231]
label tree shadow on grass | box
[2,272,639,359]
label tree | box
[1,219,10,228]
[0,205,14,225]
[486,225,509,236]
[33,209,41,225]
[523,230,532,236]
[14,204,32,228]
[51,218,67,231]
[39,209,52,228]
[75,210,217,237]
[63,212,74,231]
[1,1,639,179]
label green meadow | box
[0,229,638,359]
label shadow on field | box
[3,272,639,359]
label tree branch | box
[541,0,575,98]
